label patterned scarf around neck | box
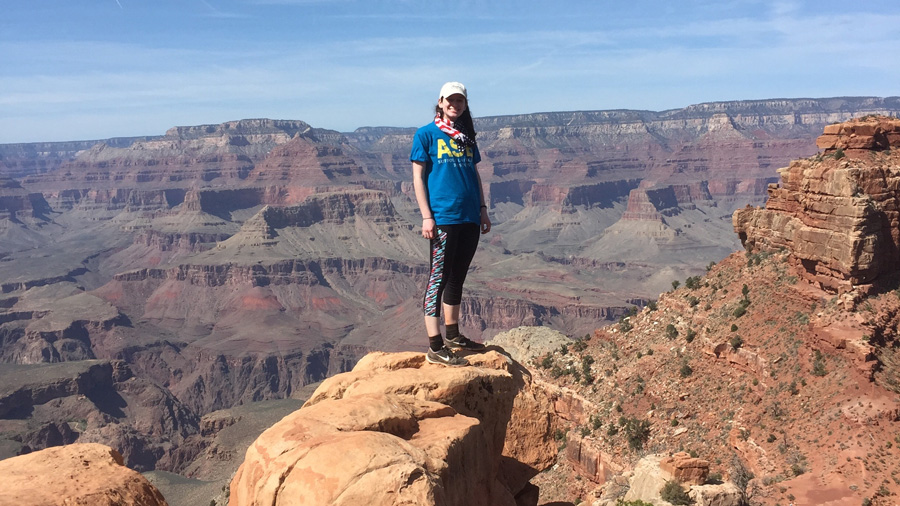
[434,114,477,148]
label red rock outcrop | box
[0,443,168,506]
[230,350,557,506]
[660,451,710,486]
[734,116,900,293]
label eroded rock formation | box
[0,443,168,506]
[230,350,557,506]
[734,116,900,293]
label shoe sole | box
[444,341,485,351]
[426,353,468,367]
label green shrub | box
[812,350,827,376]
[680,362,693,378]
[730,335,743,350]
[616,500,654,506]
[666,324,679,340]
[660,480,693,505]
[685,328,696,343]
[622,417,652,450]
[705,472,723,484]
[540,354,554,369]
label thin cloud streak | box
[1,1,899,143]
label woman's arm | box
[475,165,491,234]
[412,161,436,239]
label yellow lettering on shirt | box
[437,139,452,159]
[437,138,473,160]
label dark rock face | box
[0,360,200,471]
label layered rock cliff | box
[734,116,900,293]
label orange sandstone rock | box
[0,443,168,506]
[229,350,556,506]
[659,451,710,486]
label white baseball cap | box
[439,82,467,100]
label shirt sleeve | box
[410,129,429,163]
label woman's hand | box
[480,207,492,234]
[422,217,437,239]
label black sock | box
[445,324,460,340]
[429,334,444,352]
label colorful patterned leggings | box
[423,223,480,318]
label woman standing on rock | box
[410,81,491,366]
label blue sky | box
[1,0,898,143]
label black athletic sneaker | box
[444,334,486,351]
[426,346,469,367]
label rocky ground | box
[522,248,900,506]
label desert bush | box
[622,417,652,450]
[812,350,827,376]
[705,472,723,484]
[540,354,554,369]
[730,335,743,350]
[666,324,679,339]
[660,480,693,505]
[730,454,754,493]
[685,275,702,289]
[685,328,696,343]
[680,361,693,378]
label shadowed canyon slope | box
[2,98,900,484]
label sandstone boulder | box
[689,482,743,506]
[486,325,573,365]
[659,451,709,486]
[230,350,557,506]
[0,443,168,506]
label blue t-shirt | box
[409,122,482,225]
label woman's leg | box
[440,224,483,350]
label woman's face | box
[439,94,467,121]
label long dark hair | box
[435,103,477,148]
